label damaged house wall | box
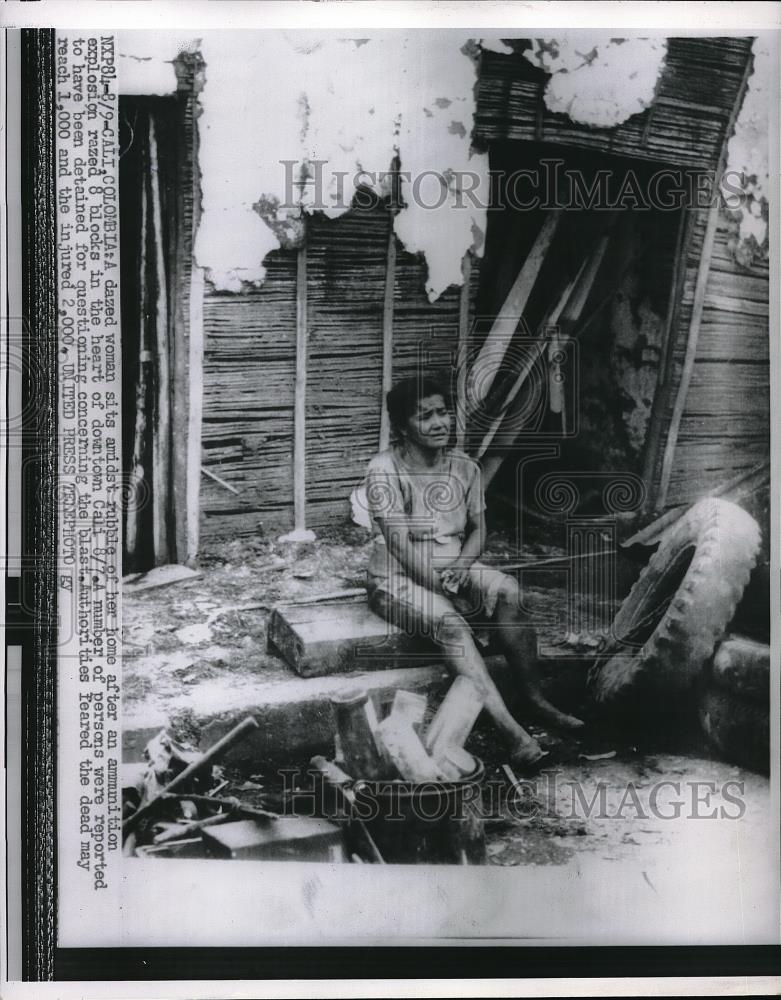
[118,32,771,545]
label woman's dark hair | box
[386,374,451,436]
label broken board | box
[267,594,441,677]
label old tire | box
[711,634,770,704]
[699,684,769,774]
[591,498,760,707]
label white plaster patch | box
[118,31,493,300]
[722,36,772,256]
[523,37,667,128]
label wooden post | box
[149,116,170,566]
[378,198,397,452]
[294,241,308,532]
[279,228,316,543]
[186,264,204,563]
[172,51,205,565]
[455,252,472,450]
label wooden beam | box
[378,208,397,451]
[172,51,205,566]
[293,241,308,532]
[467,209,561,411]
[149,116,170,565]
[186,265,204,564]
[455,252,472,450]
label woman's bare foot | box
[527,695,585,733]
[509,738,549,773]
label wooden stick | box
[293,241,308,532]
[467,210,561,410]
[123,716,259,837]
[201,465,240,495]
[455,252,472,451]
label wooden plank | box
[467,210,561,410]
[187,265,204,563]
[149,115,170,565]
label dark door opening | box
[119,96,180,573]
[472,140,684,522]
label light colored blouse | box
[364,446,485,587]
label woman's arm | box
[366,463,442,593]
[442,510,486,590]
[374,511,443,593]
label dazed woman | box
[364,375,583,770]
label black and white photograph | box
[2,2,780,995]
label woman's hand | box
[440,564,471,594]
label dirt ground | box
[123,524,771,871]
[122,525,605,711]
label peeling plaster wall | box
[521,37,667,128]
[722,36,772,262]
[118,30,495,301]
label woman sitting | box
[364,375,583,770]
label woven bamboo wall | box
[657,211,769,507]
[474,37,753,168]
[199,206,481,541]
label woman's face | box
[404,393,451,450]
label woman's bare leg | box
[436,618,543,756]
[493,590,585,731]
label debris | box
[330,690,386,780]
[205,602,270,624]
[175,622,213,645]
[152,812,232,844]
[389,689,427,729]
[437,746,477,780]
[123,564,203,595]
[278,528,317,543]
[375,714,444,782]
[424,676,484,759]
[201,817,346,861]
[578,750,617,761]
[309,755,385,864]
[123,716,260,837]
